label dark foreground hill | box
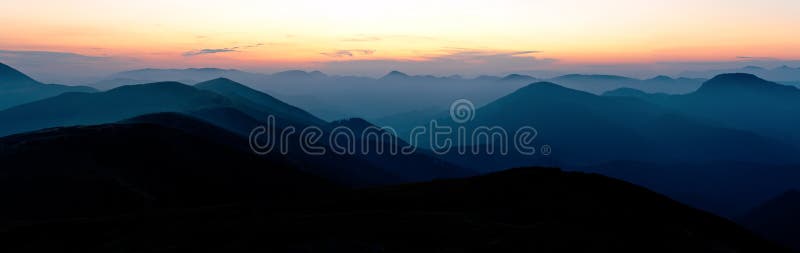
[0,122,335,224]
[0,77,472,187]
[0,165,786,252]
[739,190,800,250]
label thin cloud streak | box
[321,49,376,58]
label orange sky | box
[1,0,799,78]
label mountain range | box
[91,67,708,120]
[604,73,800,146]
[2,61,800,250]
[382,78,800,220]
[0,74,472,187]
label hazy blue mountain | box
[427,82,797,169]
[90,77,166,91]
[0,81,235,137]
[107,68,258,83]
[500,73,538,82]
[191,79,472,184]
[604,73,800,145]
[603,87,666,97]
[101,66,710,120]
[0,62,96,110]
[380,70,411,80]
[97,68,537,120]
[2,167,787,252]
[682,65,800,82]
[195,78,326,126]
[739,190,800,250]
[548,74,703,94]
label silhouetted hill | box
[272,70,327,79]
[119,111,403,187]
[432,82,797,169]
[380,70,411,80]
[0,167,786,252]
[696,73,800,95]
[578,161,800,218]
[739,190,800,250]
[0,122,334,223]
[681,65,800,82]
[120,109,470,187]
[107,67,253,84]
[121,111,253,150]
[606,73,800,145]
[0,81,233,137]
[604,87,656,97]
[0,62,39,87]
[0,62,96,110]
[500,73,537,82]
[330,118,476,182]
[195,78,326,126]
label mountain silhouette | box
[500,73,537,82]
[0,62,96,110]
[429,82,797,170]
[0,121,334,223]
[577,161,800,218]
[696,73,800,95]
[380,70,411,80]
[330,118,475,182]
[681,65,800,82]
[0,81,235,137]
[195,77,325,126]
[72,78,470,186]
[106,67,254,85]
[605,73,800,145]
[0,167,787,252]
[739,190,800,250]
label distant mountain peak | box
[501,74,535,81]
[648,75,674,81]
[382,70,410,79]
[697,73,799,94]
[308,70,327,78]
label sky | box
[1,0,799,82]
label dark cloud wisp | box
[321,49,376,58]
[183,48,239,56]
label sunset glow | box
[1,0,799,78]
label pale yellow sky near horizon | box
[0,0,799,75]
